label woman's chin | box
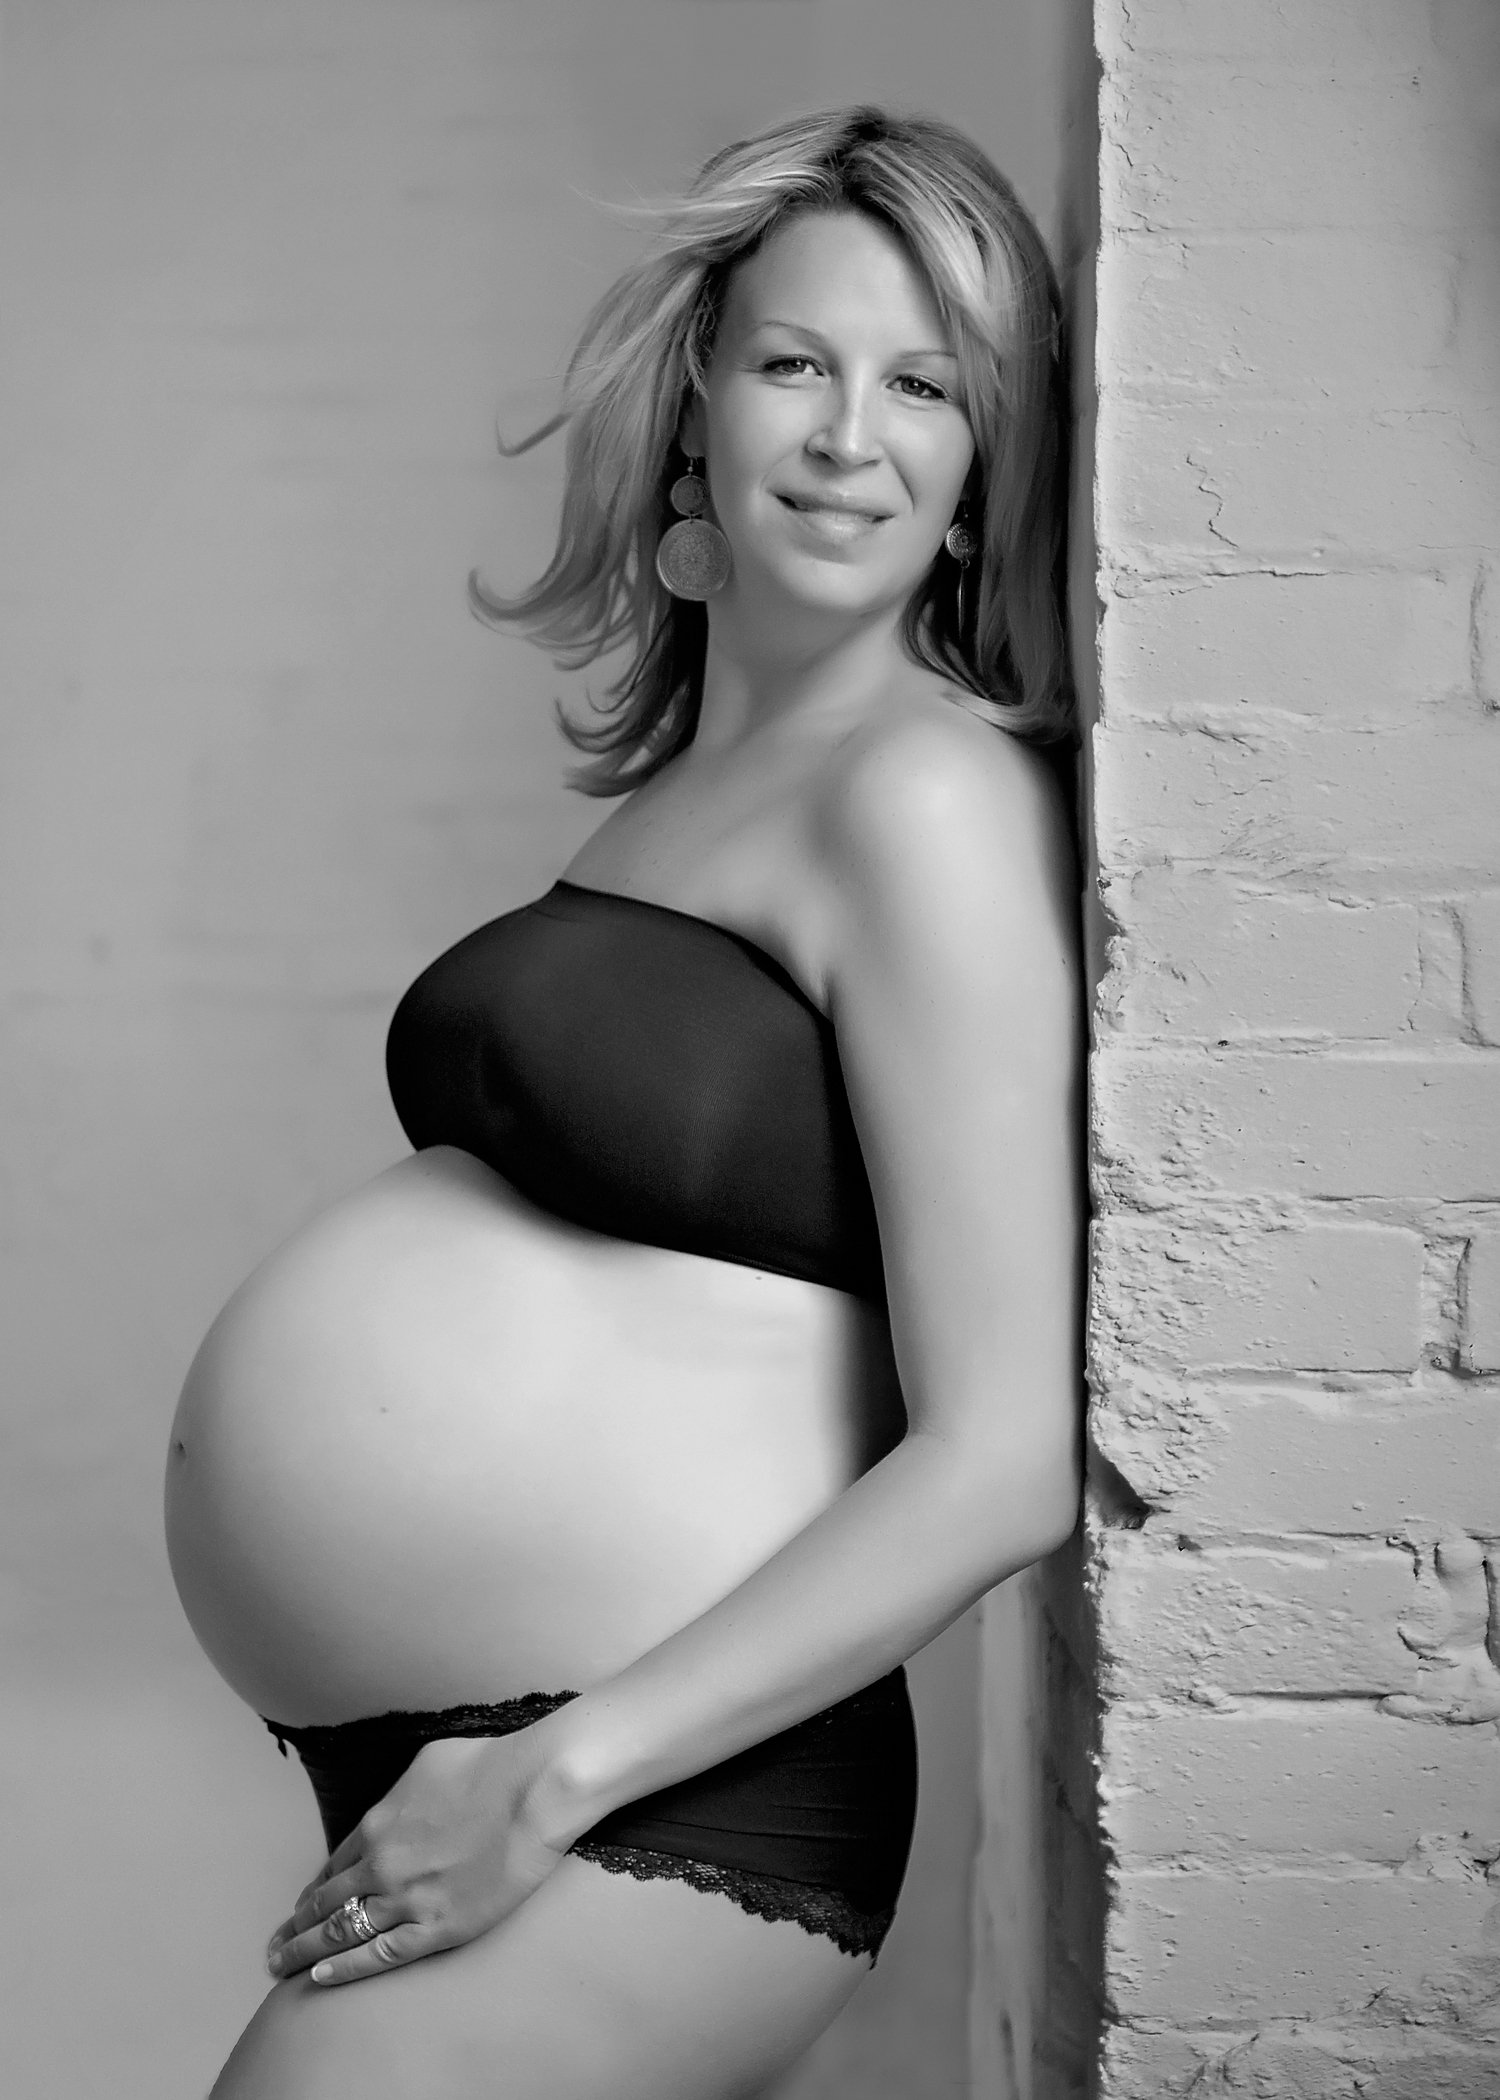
[721,559,913,633]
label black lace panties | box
[265,1669,917,1960]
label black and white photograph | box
[3,3,1498,2095]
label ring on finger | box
[340,1895,379,1945]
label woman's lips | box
[775,492,892,545]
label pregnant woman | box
[166,106,1084,2100]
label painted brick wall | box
[1086,3,1500,2094]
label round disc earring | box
[945,513,978,632]
[655,458,732,601]
[944,518,979,565]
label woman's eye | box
[757,360,950,401]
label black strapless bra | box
[385,879,886,1304]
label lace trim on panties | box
[266,1693,577,1760]
[265,1675,902,1761]
[571,1842,892,1961]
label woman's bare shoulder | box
[811,689,1077,915]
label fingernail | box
[311,1962,332,1985]
[265,1950,283,1977]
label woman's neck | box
[693,597,914,756]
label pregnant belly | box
[165,1147,900,1725]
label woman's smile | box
[774,488,894,548]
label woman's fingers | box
[267,1871,394,1978]
[270,1832,369,1947]
[307,1918,435,1988]
[296,1825,367,1906]
[265,1734,570,1986]
[323,1825,369,1878]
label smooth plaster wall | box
[0,5,1073,2094]
[1086,3,1500,2093]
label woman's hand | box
[264,1729,571,1987]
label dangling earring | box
[655,458,732,601]
[945,510,978,635]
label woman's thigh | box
[209,1856,871,2100]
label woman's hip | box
[266,1670,919,1963]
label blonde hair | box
[471,106,1071,794]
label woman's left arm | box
[274,708,1085,1985]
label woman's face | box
[689,209,976,628]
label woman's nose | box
[807,385,883,468]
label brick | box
[1102,234,1458,405]
[1101,568,1475,721]
[1092,1384,1500,1536]
[1108,1867,1493,2022]
[1093,1047,1500,1201]
[1091,1218,1423,1375]
[1474,559,1500,712]
[1409,904,1470,1040]
[1092,721,1500,883]
[1103,1705,1500,1863]
[1104,0,1435,69]
[1101,67,1485,234]
[1101,2026,1236,2100]
[1465,1229,1500,1372]
[1099,872,1420,1038]
[1464,893,1500,1046]
[1100,401,1499,562]
[1382,1535,1500,1728]
[1095,1533,1420,1698]
[1103,2022,1500,2100]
